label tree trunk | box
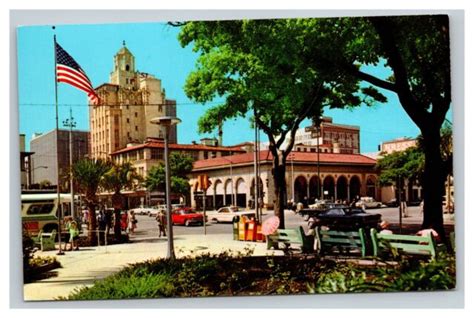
[421,128,449,247]
[87,202,97,244]
[272,151,287,229]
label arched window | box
[126,64,130,71]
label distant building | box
[261,117,360,154]
[377,137,421,204]
[90,42,177,159]
[380,137,417,154]
[30,129,89,189]
[108,138,247,206]
[189,150,379,210]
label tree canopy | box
[178,19,386,227]
[145,152,194,196]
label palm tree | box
[102,162,143,240]
[72,158,112,243]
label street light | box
[220,156,234,206]
[150,116,181,261]
[63,108,76,219]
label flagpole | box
[53,29,65,255]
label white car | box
[355,197,383,209]
[205,206,258,223]
[129,206,155,216]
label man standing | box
[156,210,167,238]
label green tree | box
[72,158,111,243]
[145,152,194,199]
[178,20,385,228]
[102,162,143,240]
[377,147,424,205]
[301,15,451,240]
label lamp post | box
[63,108,76,219]
[150,116,181,261]
[221,157,234,206]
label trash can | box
[232,216,240,240]
[245,219,257,241]
[238,216,248,241]
[256,223,265,242]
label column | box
[347,184,350,202]
[334,184,338,201]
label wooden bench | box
[315,227,368,257]
[266,226,314,253]
[370,228,436,259]
[31,230,43,249]
[40,230,57,251]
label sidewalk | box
[23,233,282,301]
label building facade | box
[189,150,379,210]
[262,117,360,154]
[20,134,33,189]
[30,129,89,188]
[90,43,177,159]
[380,137,417,154]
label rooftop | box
[110,140,246,156]
[193,150,376,170]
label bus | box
[21,193,75,235]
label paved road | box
[130,206,455,241]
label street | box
[129,206,455,241]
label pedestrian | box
[419,200,424,216]
[63,216,73,251]
[128,211,137,234]
[97,208,106,242]
[104,209,112,237]
[120,211,128,232]
[65,218,79,251]
[156,210,167,237]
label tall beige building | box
[90,43,177,159]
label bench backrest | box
[316,227,367,256]
[370,228,436,259]
[267,226,304,244]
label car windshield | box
[325,209,345,216]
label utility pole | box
[63,107,76,219]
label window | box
[135,126,138,131]
[135,112,138,118]
[126,118,130,124]
[151,149,164,160]
[204,151,209,159]
[126,78,129,84]
[126,64,130,71]
[26,202,55,215]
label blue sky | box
[17,21,452,153]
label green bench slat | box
[266,226,314,253]
[316,227,367,257]
[320,237,363,244]
[370,228,436,259]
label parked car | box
[171,207,204,226]
[299,201,346,221]
[355,197,383,209]
[308,207,382,231]
[129,206,156,216]
[206,206,257,223]
[384,198,399,207]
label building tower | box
[90,42,177,159]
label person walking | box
[65,218,80,251]
[128,211,137,234]
[156,210,167,238]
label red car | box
[171,208,204,226]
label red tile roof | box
[110,141,246,155]
[193,150,376,170]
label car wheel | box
[185,220,190,227]
[303,214,310,221]
[212,218,219,223]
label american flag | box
[55,42,99,105]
